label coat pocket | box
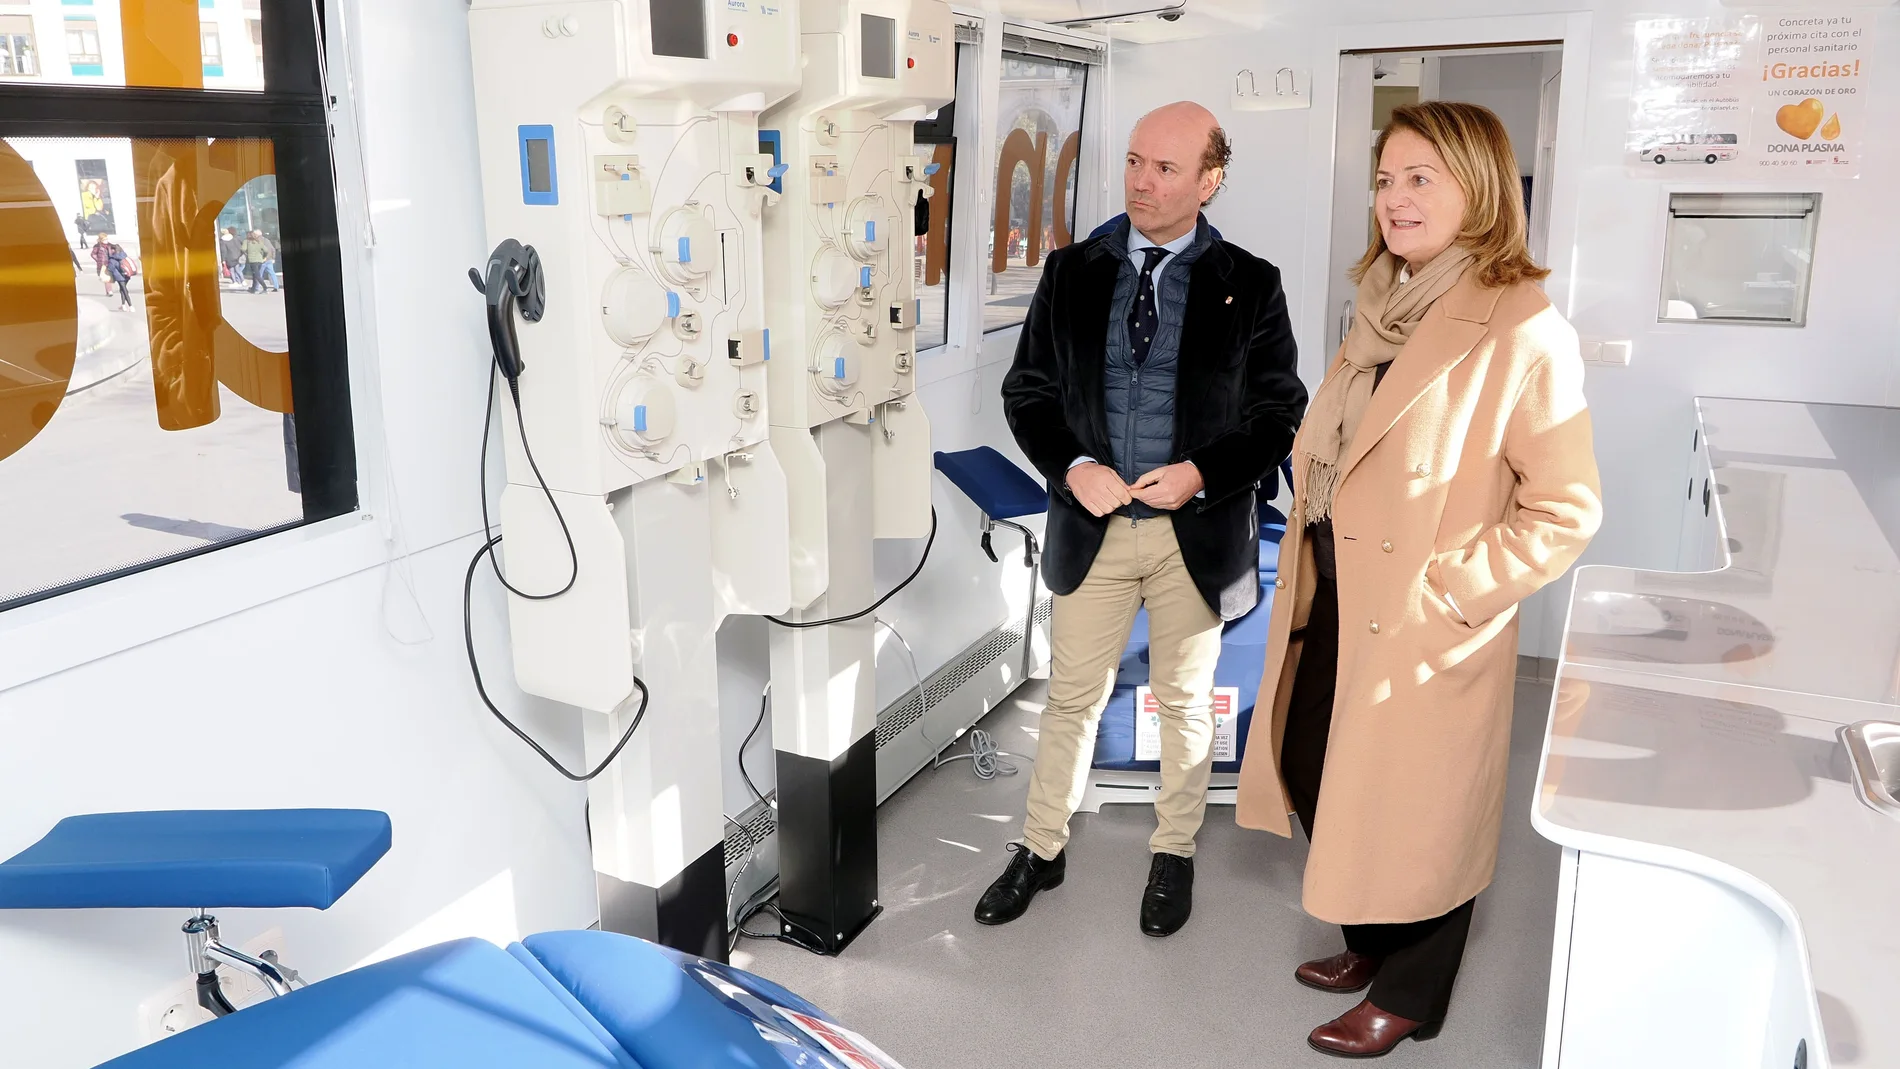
[1423,557,1483,631]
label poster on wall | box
[1753,13,1870,175]
[1628,12,1874,177]
[75,158,117,236]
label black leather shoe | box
[1140,853,1193,937]
[974,844,1065,925]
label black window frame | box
[910,43,961,355]
[0,0,356,613]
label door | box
[1325,54,1380,360]
[1529,62,1561,264]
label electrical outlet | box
[138,976,212,1043]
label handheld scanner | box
[467,238,545,382]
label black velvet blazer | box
[1000,225,1306,619]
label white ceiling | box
[980,0,1275,44]
[982,0,1590,45]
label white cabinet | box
[1674,419,1724,572]
[1542,848,1817,1069]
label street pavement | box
[0,276,300,605]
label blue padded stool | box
[0,809,391,1020]
[935,446,1050,686]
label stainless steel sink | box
[1841,721,1900,818]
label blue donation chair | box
[934,443,1291,811]
[0,810,906,1069]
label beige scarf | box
[1299,247,1475,524]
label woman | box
[1235,101,1601,1057]
[105,242,134,310]
[90,235,113,296]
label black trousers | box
[1282,571,1474,1025]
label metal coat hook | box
[1234,65,1312,112]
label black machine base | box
[771,901,883,957]
[596,840,729,964]
[774,731,880,955]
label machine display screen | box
[524,138,553,194]
[861,14,896,79]
[652,0,708,59]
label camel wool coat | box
[1235,272,1602,926]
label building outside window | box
[200,21,222,77]
[0,15,39,77]
[65,16,101,76]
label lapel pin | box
[1224,295,1233,304]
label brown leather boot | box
[1307,999,1441,1058]
[1295,950,1383,993]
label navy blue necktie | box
[1129,246,1168,367]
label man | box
[244,230,278,293]
[981,101,1305,936]
[219,227,243,284]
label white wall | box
[1107,3,1900,655]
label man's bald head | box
[1125,101,1231,242]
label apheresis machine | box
[462,0,951,960]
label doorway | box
[1324,43,1565,359]
[1303,17,1591,663]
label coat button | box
[1369,620,1380,634]
[1381,540,1393,553]
[1414,464,1430,476]
[1274,577,1285,589]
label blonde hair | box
[1351,101,1549,289]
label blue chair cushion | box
[1093,528,1281,774]
[0,810,391,910]
[934,446,1048,521]
[94,938,634,1069]
[524,930,883,1069]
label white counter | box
[1535,399,1900,1069]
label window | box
[911,44,962,353]
[0,0,355,612]
[248,17,262,73]
[201,21,223,77]
[986,48,1088,333]
[1659,193,1821,327]
[65,17,101,76]
[1,15,38,77]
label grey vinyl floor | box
[739,678,1561,1069]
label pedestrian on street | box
[244,230,279,293]
[105,242,135,310]
[90,236,113,296]
[219,227,243,284]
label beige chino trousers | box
[1022,516,1224,860]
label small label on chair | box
[1135,687,1240,762]
[776,1008,909,1068]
